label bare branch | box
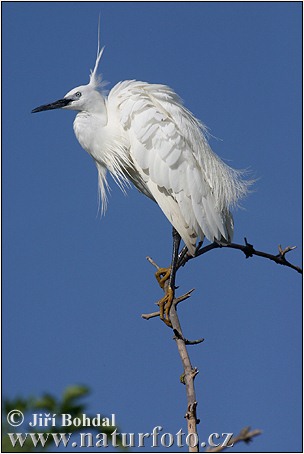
[144,262,201,452]
[178,239,302,274]
[174,289,195,306]
[169,300,200,452]
[144,234,300,452]
[205,426,262,453]
[146,256,161,270]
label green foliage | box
[2,385,122,452]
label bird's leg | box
[177,245,189,268]
[156,228,181,327]
[177,240,204,268]
[168,227,181,298]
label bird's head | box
[32,30,105,115]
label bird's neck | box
[86,92,107,115]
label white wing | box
[107,80,249,254]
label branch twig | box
[178,238,302,274]
[205,426,262,453]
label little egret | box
[32,35,250,325]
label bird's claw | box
[155,267,171,289]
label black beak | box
[31,98,71,113]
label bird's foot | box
[156,286,174,327]
[149,261,174,326]
[155,267,171,289]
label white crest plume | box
[89,18,105,88]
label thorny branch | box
[142,238,299,451]
[178,238,302,274]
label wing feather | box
[108,80,249,253]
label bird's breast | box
[73,112,132,180]
[73,112,108,162]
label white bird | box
[32,34,250,324]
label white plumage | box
[32,42,250,255]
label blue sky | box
[2,2,302,452]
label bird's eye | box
[75,92,81,98]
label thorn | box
[240,426,251,437]
[190,367,199,379]
[244,237,254,258]
[185,338,204,345]
[173,328,204,345]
